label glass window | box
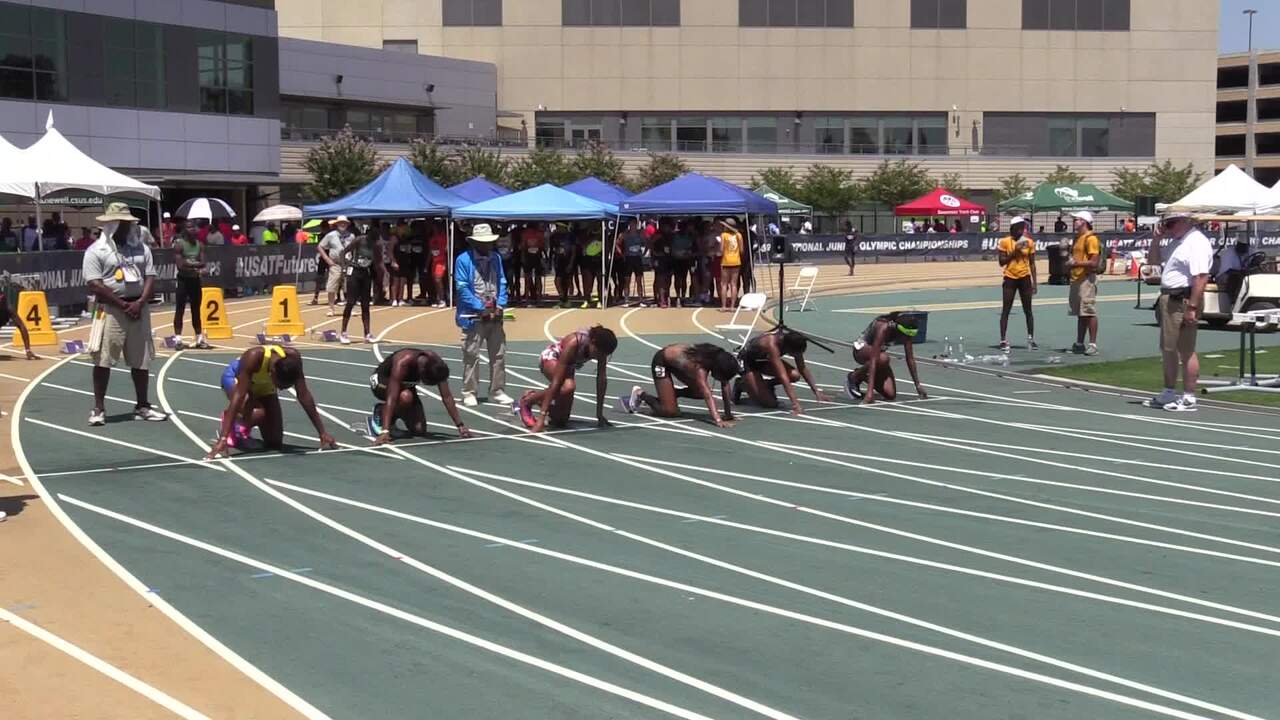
[797,0,825,26]
[445,0,502,26]
[591,0,621,25]
[1022,0,1048,29]
[676,116,707,152]
[536,119,566,148]
[1075,0,1102,30]
[848,118,877,154]
[1048,117,1077,156]
[621,0,650,25]
[1049,0,1074,29]
[563,0,591,24]
[916,116,947,155]
[739,0,768,26]
[825,0,853,26]
[0,6,65,102]
[746,117,777,152]
[652,0,681,25]
[1102,0,1128,30]
[198,32,253,115]
[711,117,743,152]
[640,117,672,151]
[382,40,418,53]
[768,0,797,26]
[910,0,938,28]
[1080,117,1109,157]
[938,0,965,28]
[883,118,913,154]
[815,117,844,153]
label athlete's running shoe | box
[618,385,643,414]
[844,374,865,401]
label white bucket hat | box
[468,223,500,243]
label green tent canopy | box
[754,184,813,217]
[998,182,1134,214]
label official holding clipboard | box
[83,202,169,427]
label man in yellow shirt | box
[996,216,1037,352]
[1066,211,1101,356]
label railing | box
[281,126,527,147]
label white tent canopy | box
[1162,164,1273,215]
[0,113,160,201]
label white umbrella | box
[175,197,235,221]
[253,204,303,223]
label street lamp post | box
[1245,8,1259,178]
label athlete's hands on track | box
[318,432,338,450]
[457,425,474,439]
[372,432,392,446]
[206,438,230,460]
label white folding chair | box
[716,292,768,350]
[787,266,819,312]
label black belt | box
[1160,287,1190,299]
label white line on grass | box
[267,478,1256,720]
[55,494,722,720]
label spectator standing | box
[172,220,209,350]
[262,223,280,245]
[317,217,354,316]
[21,217,38,251]
[82,202,168,426]
[294,223,311,245]
[338,228,377,344]
[0,218,17,252]
[229,225,249,245]
[671,220,695,306]
[521,222,546,305]
[196,219,210,244]
[454,223,512,407]
[843,221,858,276]
[719,218,744,312]
[1066,211,1101,356]
[996,216,1038,352]
[249,223,266,245]
[952,220,963,233]
[160,212,176,248]
[206,223,225,246]
[800,218,813,235]
[428,219,449,307]
[620,220,647,306]
[703,219,722,306]
[651,219,674,308]
[43,212,68,250]
[73,227,94,251]
[1054,216,1068,233]
[1146,213,1213,412]
[1124,216,1137,233]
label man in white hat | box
[317,216,354,317]
[454,223,512,407]
[83,202,168,426]
[1066,210,1101,355]
[1146,212,1213,412]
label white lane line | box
[1012,390,1052,394]
[619,308,662,350]
[56,495,720,720]
[24,418,226,473]
[373,307,452,343]
[269,478,1255,720]
[448,466,1280,638]
[156,354,800,720]
[0,371,32,382]
[0,607,213,720]
[10,356,330,719]
[544,308,577,343]
[690,308,727,341]
[0,472,24,486]
[626,451,1280,563]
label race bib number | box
[853,338,867,351]
[345,265,355,276]
[431,249,440,257]
[412,246,424,254]
[653,364,667,379]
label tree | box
[1043,165,1085,185]
[569,141,628,186]
[452,145,509,185]
[935,172,970,200]
[1109,167,1148,203]
[993,173,1032,205]
[507,146,574,189]
[857,160,933,208]
[305,126,383,202]
[795,164,858,214]
[748,167,802,199]
[408,138,459,187]
[634,152,688,191]
[1142,160,1204,204]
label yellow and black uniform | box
[997,235,1036,280]
[221,344,286,397]
[997,233,1038,346]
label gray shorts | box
[92,303,154,370]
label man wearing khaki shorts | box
[83,203,168,426]
[317,216,354,317]
[1066,211,1101,356]
[1146,212,1213,412]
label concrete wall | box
[278,37,497,137]
[277,0,1219,173]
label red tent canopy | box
[894,188,986,217]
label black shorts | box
[625,256,644,275]
[394,253,415,279]
[369,372,419,403]
[653,257,672,274]
[672,257,692,274]
[554,258,573,277]
[650,350,671,381]
[1002,275,1034,298]
[175,274,201,310]
[346,267,373,303]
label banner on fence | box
[0,244,320,306]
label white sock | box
[1183,392,1196,402]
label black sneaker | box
[844,374,865,401]
[1070,342,1086,354]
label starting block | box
[61,339,86,355]
[256,333,293,345]
[163,335,181,349]
[315,330,340,342]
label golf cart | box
[1202,249,1280,327]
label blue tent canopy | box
[563,177,632,205]
[453,183,618,220]
[304,157,468,218]
[448,176,512,204]
[619,173,778,216]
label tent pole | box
[447,220,454,308]
[599,219,607,309]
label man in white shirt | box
[1147,213,1213,412]
[317,217,354,317]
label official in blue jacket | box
[454,223,512,407]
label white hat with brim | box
[96,202,138,223]
[1008,216,1028,227]
[1070,210,1094,225]
[1162,211,1193,221]
[333,216,350,226]
[468,223,500,243]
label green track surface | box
[17,289,1280,719]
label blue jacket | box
[454,249,507,330]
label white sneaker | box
[339,332,351,345]
[0,510,6,522]
[490,391,514,405]
[1144,389,1178,409]
[364,333,376,343]
[134,405,169,422]
[327,309,336,317]
[1164,395,1198,413]
[462,393,478,407]
[618,385,643,413]
[88,408,106,426]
